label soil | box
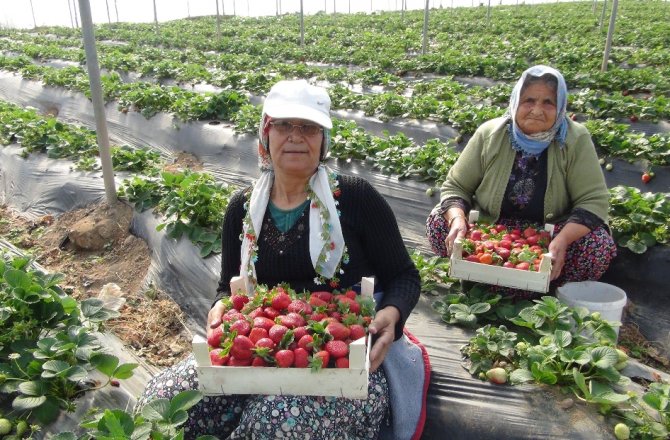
[0,151,205,368]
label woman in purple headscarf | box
[426,65,616,295]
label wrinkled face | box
[515,82,558,135]
[268,118,323,178]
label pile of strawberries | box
[207,285,375,370]
[460,223,552,271]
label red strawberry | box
[275,349,295,368]
[230,319,251,336]
[230,335,254,360]
[329,311,343,322]
[309,311,327,322]
[325,340,349,358]
[269,324,289,344]
[222,310,245,323]
[253,316,276,331]
[228,356,252,366]
[326,322,350,341]
[335,357,350,368]
[264,307,281,320]
[277,314,300,329]
[271,291,291,311]
[310,291,333,303]
[249,327,268,344]
[337,296,360,314]
[344,289,357,300]
[209,348,229,366]
[287,312,306,327]
[642,172,652,183]
[298,334,314,352]
[231,294,250,311]
[349,324,366,341]
[292,326,308,342]
[288,299,312,315]
[207,326,224,348]
[629,114,638,122]
[309,296,328,308]
[248,307,266,319]
[311,350,330,370]
[293,347,310,368]
[251,357,268,367]
[255,337,276,351]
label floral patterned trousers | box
[136,354,389,440]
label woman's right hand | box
[444,212,468,256]
[206,300,226,339]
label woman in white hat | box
[137,80,427,439]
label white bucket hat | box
[263,79,332,129]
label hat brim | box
[264,102,332,129]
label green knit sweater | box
[440,116,610,224]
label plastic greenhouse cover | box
[1,72,669,439]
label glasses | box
[270,121,323,137]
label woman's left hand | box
[367,306,401,372]
[548,237,568,280]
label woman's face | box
[268,118,323,178]
[515,82,558,135]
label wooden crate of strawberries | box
[192,277,375,399]
[449,211,554,293]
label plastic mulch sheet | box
[1,72,669,438]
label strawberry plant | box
[0,254,138,425]
[608,186,670,254]
[410,250,454,293]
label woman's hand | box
[444,209,468,256]
[548,237,568,280]
[206,300,226,340]
[367,306,401,372]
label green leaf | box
[4,268,32,289]
[590,346,618,369]
[91,353,120,377]
[113,362,139,379]
[142,398,171,422]
[18,380,48,396]
[169,390,203,415]
[13,394,47,410]
[469,302,491,315]
[509,368,534,384]
[41,359,72,378]
[588,380,630,404]
[51,434,78,440]
[170,409,188,426]
[553,330,572,348]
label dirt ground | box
[0,153,207,368]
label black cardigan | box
[214,174,421,339]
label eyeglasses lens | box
[272,122,321,136]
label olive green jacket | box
[440,116,609,225]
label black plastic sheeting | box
[1,71,669,438]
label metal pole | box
[592,0,596,13]
[72,0,80,28]
[487,0,491,21]
[215,0,221,40]
[153,0,159,35]
[187,0,191,18]
[77,0,117,205]
[246,0,249,16]
[601,0,618,72]
[300,0,304,47]
[276,0,279,15]
[325,0,327,12]
[371,0,373,12]
[422,0,429,55]
[29,0,38,28]
[105,0,111,24]
[114,0,119,22]
[222,0,225,15]
[598,0,607,31]
[68,0,75,28]
[233,0,236,16]
[334,0,336,14]
[349,0,351,13]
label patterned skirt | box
[136,354,390,440]
[425,207,617,298]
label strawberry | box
[288,299,312,315]
[277,314,300,329]
[311,291,333,303]
[349,324,366,341]
[311,350,330,370]
[325,340,349,358]
[253,316,276,331]
[264,307,280,320]
[222,310,245,323]
[292,326,308,342]
[326,322,350,341]
[271,290,292,311]
[251,356,268,367]
[209,348,229,366]
[629,114,638,122]
[308,295,328,308]
[642,172,652,183]
[485,367,508,384]
[335,357,350,368]
[269,324,289,344]
[231,294,250,311]
[337,296,360,314]
[230,319,251,336]
[329,311,343,322]
[249,327,268,344]
[207,326,224,348]
[228,356,252,366]
[344,289,357,300]
[254,337,276,351]
[293,347,310,368]
[275,349,295,368]
[230,335,254,360]
[309,310,327,322]
[298,334,314,352]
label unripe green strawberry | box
[0,418,12,435]
[613,423,630,440]
[15,420,28,436]
[485,367,507,384]
[616,349,629,363]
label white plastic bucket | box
[556,281,627,336]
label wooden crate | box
[448,212,553,293]
[192,278,374,399]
